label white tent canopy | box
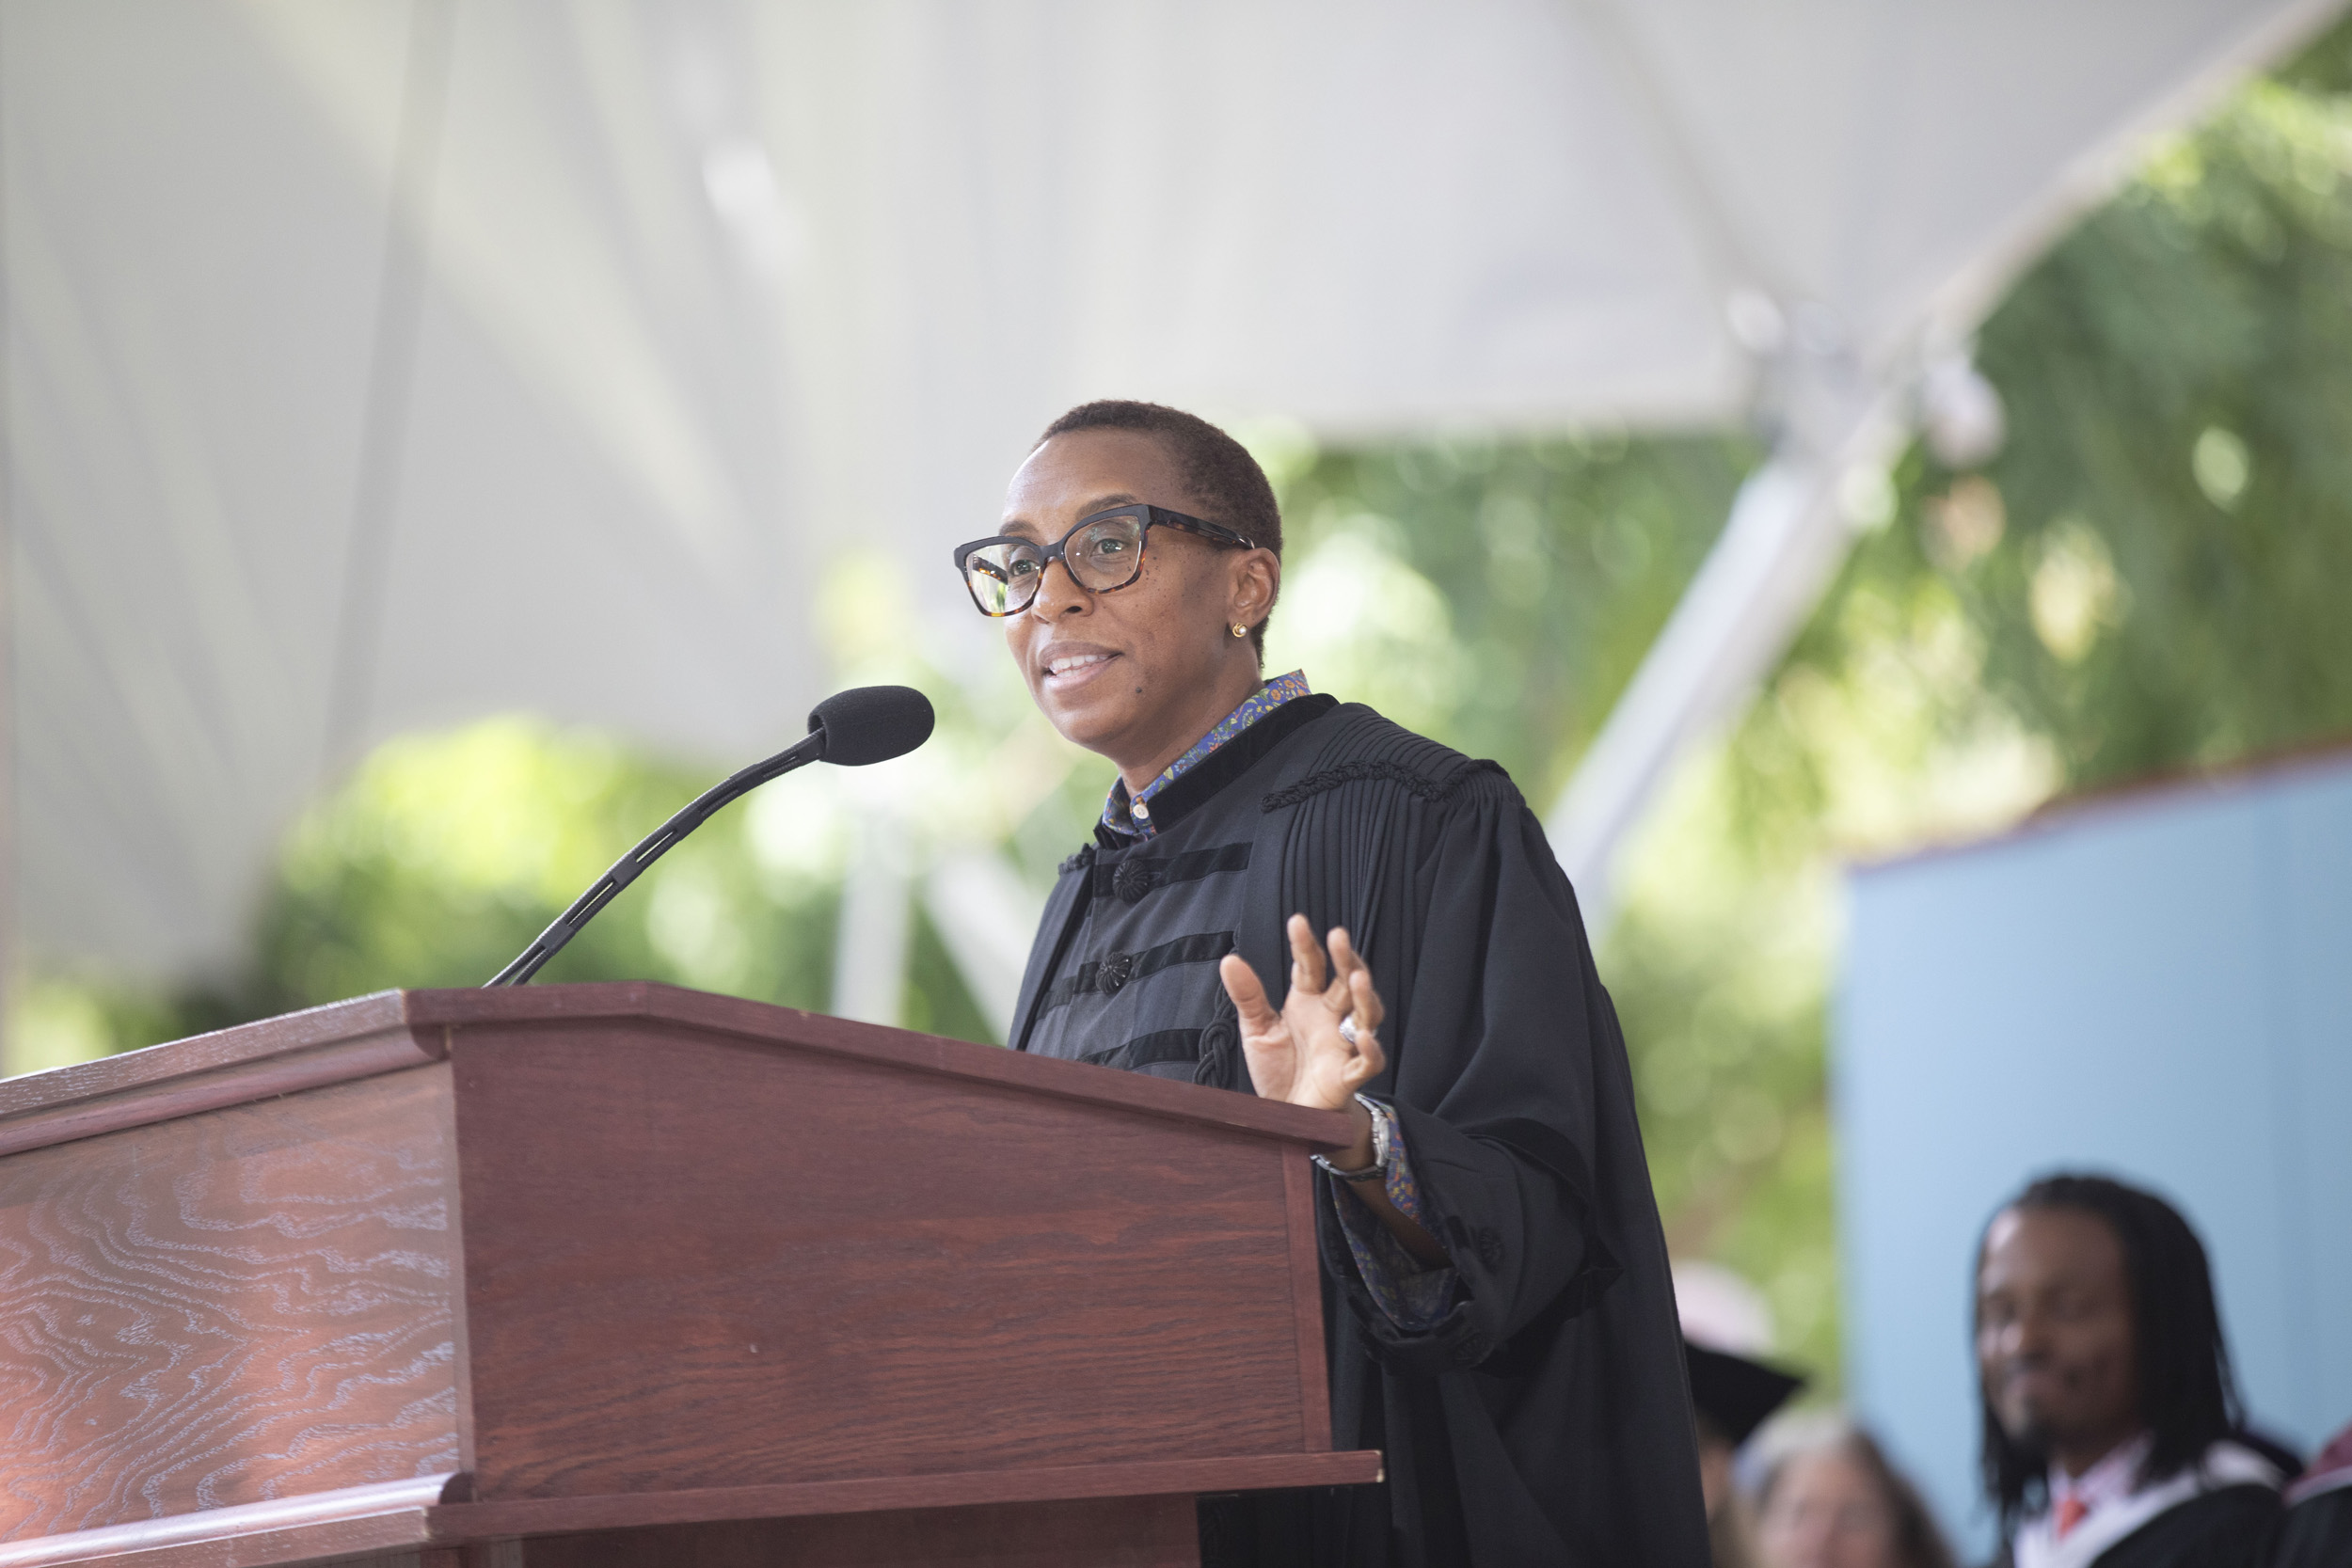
[2,0,2334,981]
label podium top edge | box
[409,982,1356,1148]
[0,983,1355,1155]
[0,989,423,1127]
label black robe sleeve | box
[1262,708,1709,1568]
[1313,771,1616,1370]
[2095,1485,2280,1568]
[2267,1484,2352,1568]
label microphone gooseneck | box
[485,685,935,987]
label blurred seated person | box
[1751,1414,1958,1568]
[1976,1174,2286,1568]
[2266,1420,2352,1568]
[1678,1261,1808,1568]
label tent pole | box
[833,803,913,1028]
[319,0,454,779]
[1546,375,1909,928]
[922,850,1044,1044]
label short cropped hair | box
[1976,1174,2242,1533]
[1035,400,1282,658]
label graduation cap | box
[1684,1338,1806,1447]
[1674,1261,1806,1447]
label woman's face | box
[1757,1448,1900,1568]
[996,428,1272,769]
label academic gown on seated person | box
[2266,1421,2352,1568]
[2077,1488,2283,1568]
[2265,1488,2352,1568]
[1988,1441,2285,1568]
[1010,694,1709,1568]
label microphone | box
[485,686,935,987]
[800,683,937,766]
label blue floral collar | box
[1102,670,1313,840]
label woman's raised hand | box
[1217,914,1387,1111]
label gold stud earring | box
[1231,623,1248,638]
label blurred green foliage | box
[1868,82,2352,785]
[16,720,857,1059]
[16,16,2352,1405]
[1258,430,1758,799]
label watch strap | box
[1311,1095,1394,1183]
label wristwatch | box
[1311,1095,1391,1183]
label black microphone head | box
[807,685,935,767]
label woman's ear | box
[1230,548,1279,628]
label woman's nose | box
[1028,560,1091,618]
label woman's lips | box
[1041,650,1119,690]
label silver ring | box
[1339,1016,1360,1046]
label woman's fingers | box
[1227,954,1298,1103]
[1328,927,1387,1037]
[1345,964,1385,1037]
[1317,927,1357,1012]
[1327,928,1380,1022]
[1219,953,1283,1038]
[1345,962,1386,1040]
[1287,913,1327,998]
[1249,917,1397,1110]
[1271,918,1393,1095]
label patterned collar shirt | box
[1100,670,1313,841]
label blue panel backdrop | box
[1836,751,2352,1556]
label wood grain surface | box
[0,1454,1378,1567]
[425,1452,1382,1537]
[449,1019,1329,1499]
[0,996,440,1161]
[0,1071,464,1539]
[0,1544,441,1568]
[0,1540,466,1568]
[506,1496,1198,1568]
[1278,1151,1334,1454]
[0,1474,461,1568]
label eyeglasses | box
[953,503,1260,617]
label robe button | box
[1099,952,1136,993]
[1473,1226,1505,1270]
[1114,861,1155,903]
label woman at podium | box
[957,400,1710,1567]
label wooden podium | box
[0,984,1380,1567]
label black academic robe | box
[2092,1488,2282,1568]
[2266,1483,2352,1568]
[1988,1486,2283,1568]
[1011,699,1710,1568]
